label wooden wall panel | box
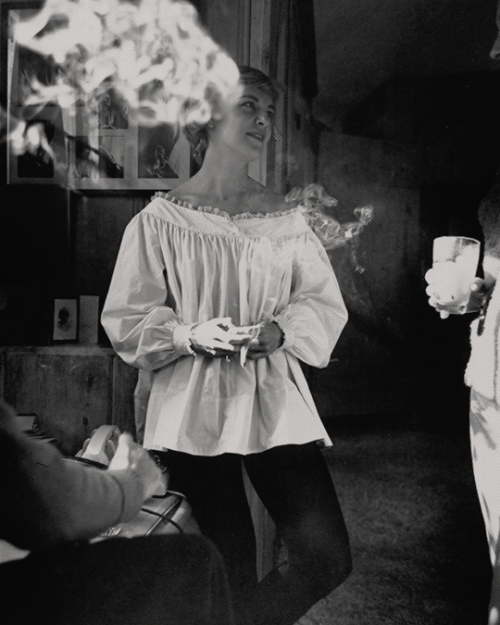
[249,0,272,72]
[71,193,148,344]
[204,0,249,63]
[0,350,4,398]
[72,194,146,299]
[317,130,421,416]
[0,346,137,455]
[112,355,138,439]
[3,348,113,454]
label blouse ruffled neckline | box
[153,191,301,222]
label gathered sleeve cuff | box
[173,323,196,356]
[101,212,195,370]
[273,233,348,368]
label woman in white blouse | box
[102,66,351,625]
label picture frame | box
[2,2,192,190]
[52,298,78,343]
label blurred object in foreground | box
[12,0,241,127]
[3,0,241,189]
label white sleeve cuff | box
[172,324,196,356]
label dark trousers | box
[1,535,236,625]
[166,442,352,625]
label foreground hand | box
[109,433,164,500]
[246,321,284,360]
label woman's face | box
[210,84,275,161]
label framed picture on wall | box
[2,2,192,190]
[52,298,78,342]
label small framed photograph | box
[53,298,78,342]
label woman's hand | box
[246,321,284,360]
[189,318,252,358]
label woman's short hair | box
[183,66,279,166]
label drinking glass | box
[432,236,481,315]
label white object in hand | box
[432,259,471,304]
[238,324,263,366]
[109,433,164,500]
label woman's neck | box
[197,152,256,198]
[180,152,262,203]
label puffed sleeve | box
[101,211,194,370]
[273,232,348,368]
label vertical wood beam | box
[249,0,271,73]
[238,0,252,65]
[248,0,272,185]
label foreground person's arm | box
[0,400,162,551]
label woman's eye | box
[240,101,274,120]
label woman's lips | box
[246,132,264,142]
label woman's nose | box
[256,114,270,127]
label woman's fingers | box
[190,318,257,355]
[246,323,283,359]
[424,268,435,284]
[191,319,282,360]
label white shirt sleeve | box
[274,233,348,368]
[101,211,193,371]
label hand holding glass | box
[427,236,480,318]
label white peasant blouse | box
[101,193,348,455]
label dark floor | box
[299,408,493,624]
